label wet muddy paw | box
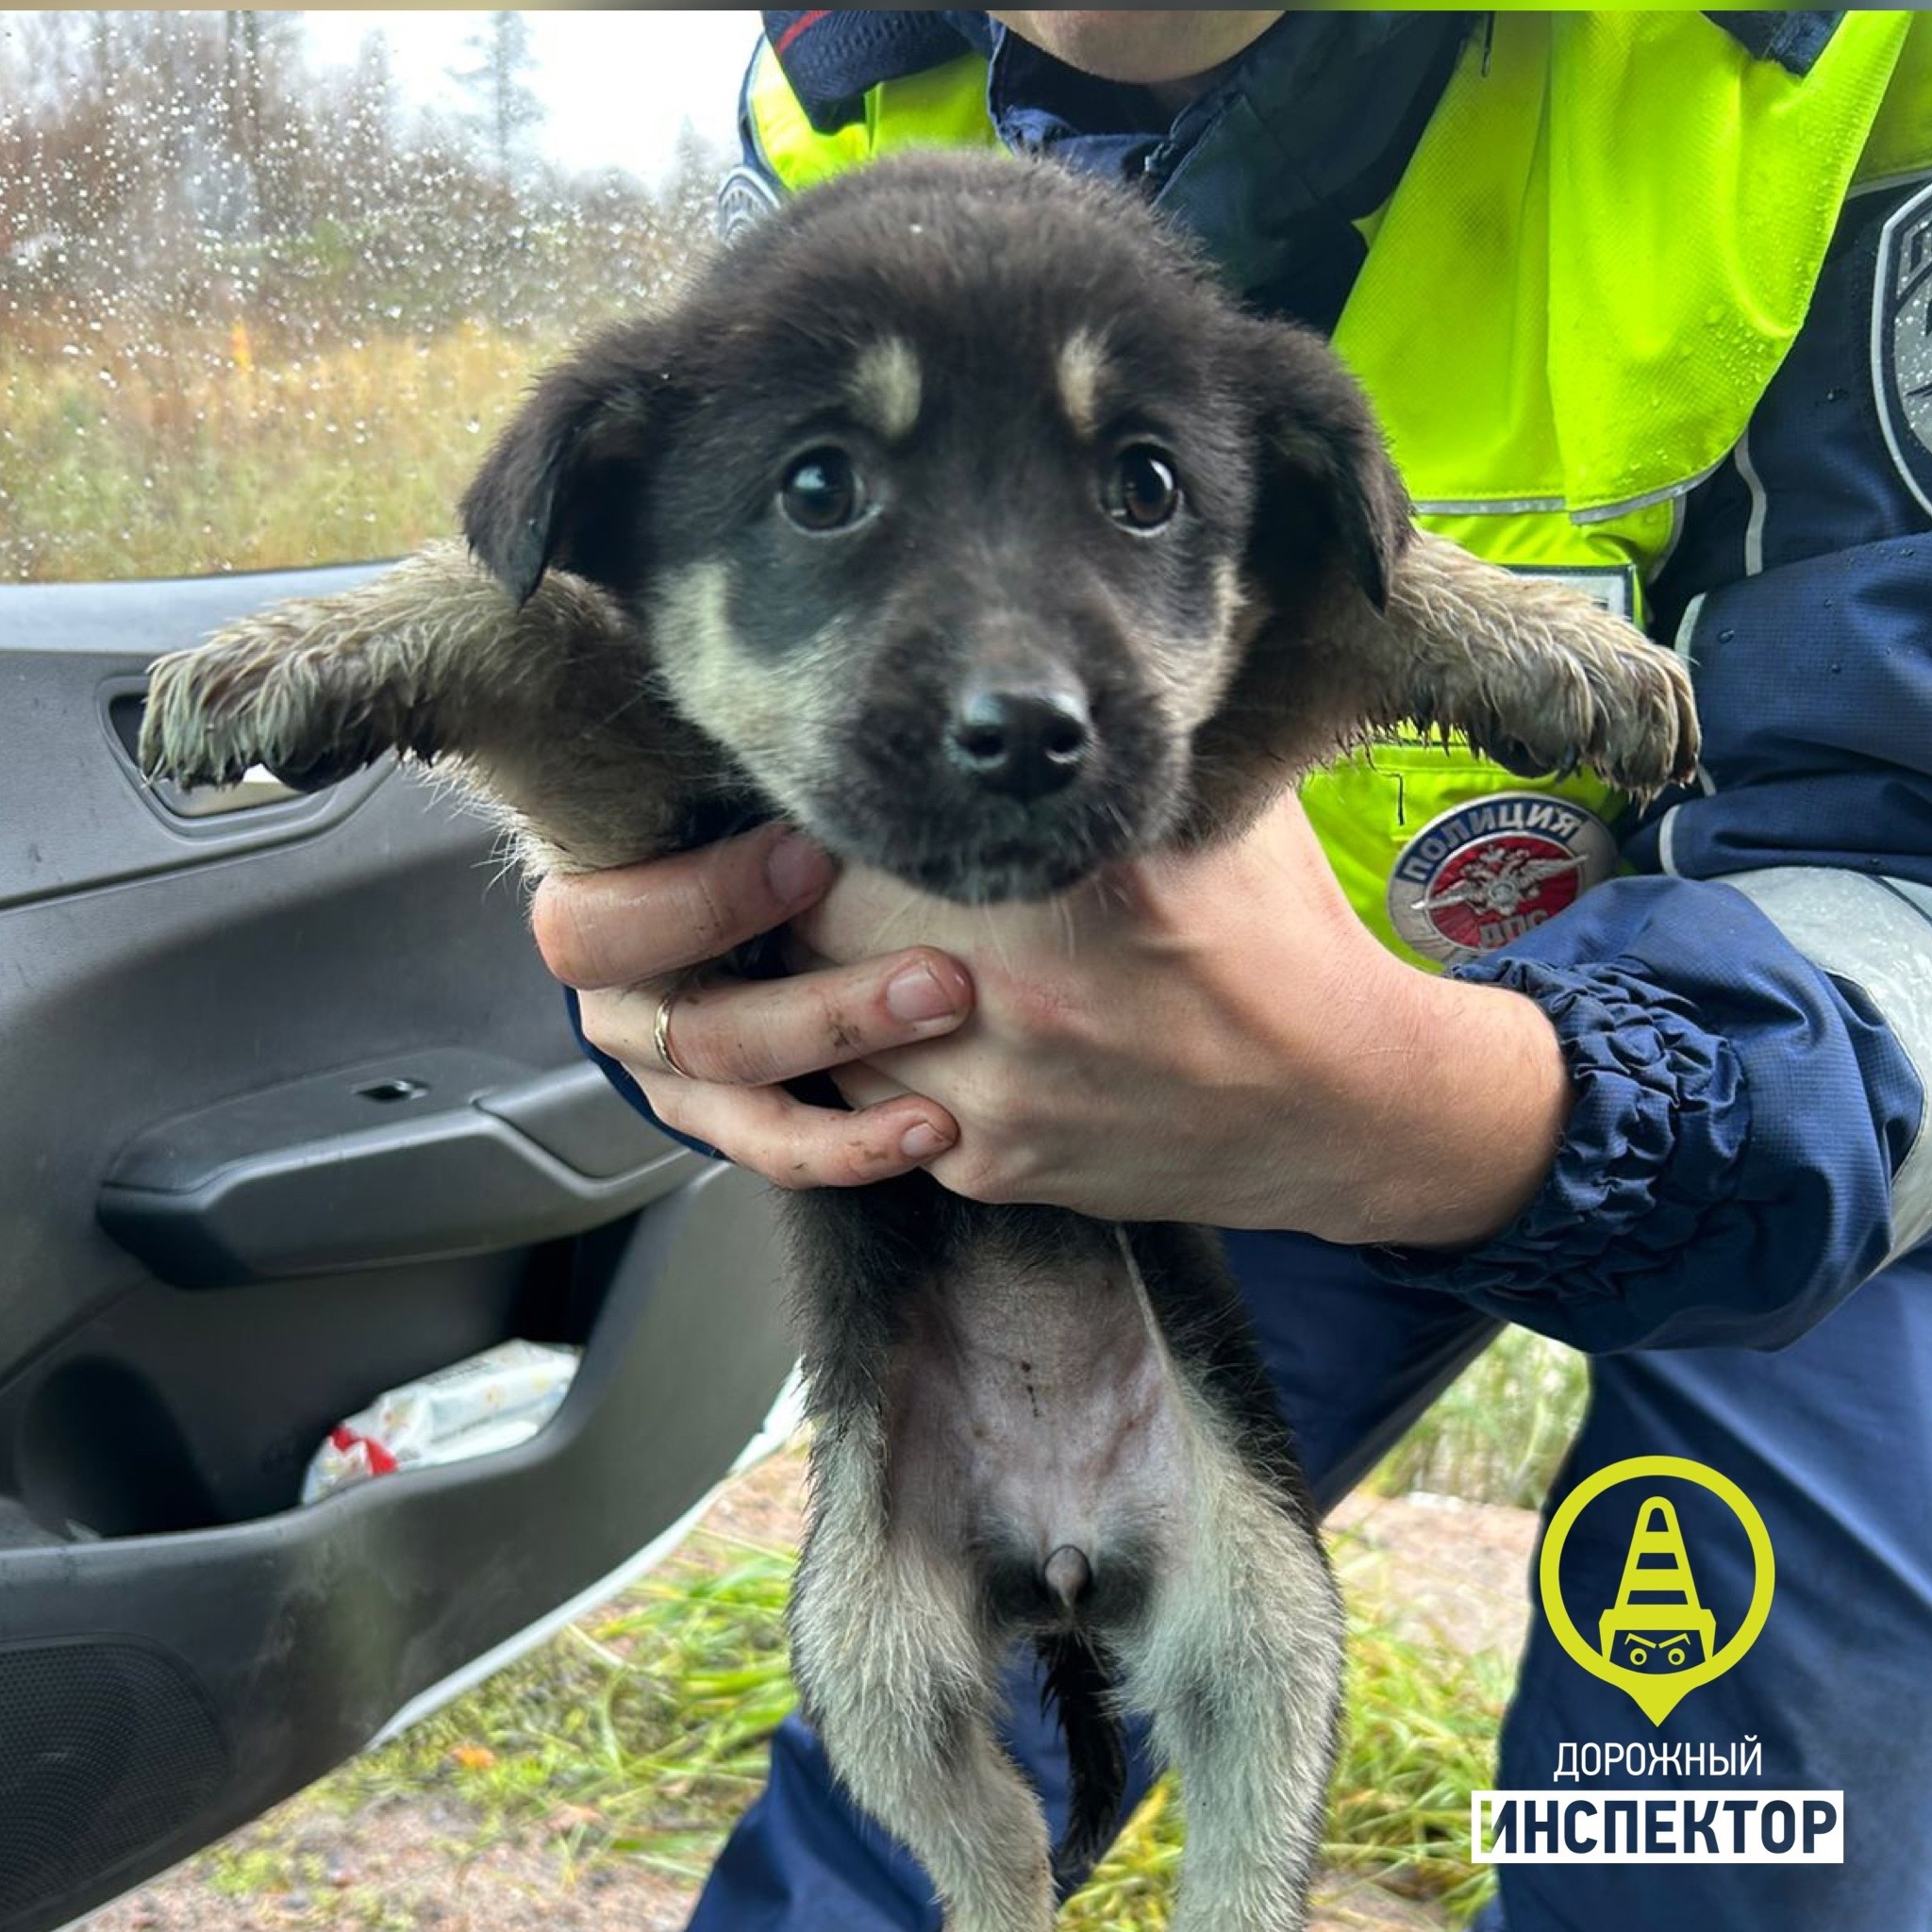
[1467,608,1701,801]
[1579,633,1701,797]
[140,628,391,793]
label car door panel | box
[0,570,795,1932]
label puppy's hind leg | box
[1105,1226,1343,1932]
[1120,1436,1344,1932]
[791,1426,1057,1932]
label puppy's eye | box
[779,448,867,532]
[1107,446,1180,531]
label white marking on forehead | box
[848,336,922,441]
[1057,329,1111,440]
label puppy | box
[142,155,1697,1932]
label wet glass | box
[0,9,741,582]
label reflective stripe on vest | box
[744,15,1932,967]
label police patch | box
[1388,793,1618,967]
[1874,179,1932,519]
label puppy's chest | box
[881,1224,1184,1554]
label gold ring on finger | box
[652,986,693,1080]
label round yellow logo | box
[1538,1456,1774,1726]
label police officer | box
[537,12,1932,1928]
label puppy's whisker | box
[851,881,933,958]
[976,900,1019,979]
[1056,892,1082,964]
[600,681,667,727]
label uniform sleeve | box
[1372,178,1932,1352]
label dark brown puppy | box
[142,155,1697,1932]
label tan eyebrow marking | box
[847,337,922,441]
[1057,329,1111,440]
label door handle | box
[146,764,306,818]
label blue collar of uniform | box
[762,9,1472,314]
[986,13,1445,182]
[761,10,992,133]
[989,11,1468,316]
[762,11,1459,199]
[987,12,1472,308]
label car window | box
[0,8,757,584]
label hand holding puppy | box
[535,820,977,1190]
[541,791,1574,1246]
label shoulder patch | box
[1874,178,1932,521]
[717,163,783,244]
[1389,793,1619,967]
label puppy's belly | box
[883,1218,1187,1628]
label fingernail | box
[900,1122,954,1161]
[886,962,961,1024]
[765,830,833,908]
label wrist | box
[1305,963,1574,1248]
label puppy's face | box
[463,157,1407,902]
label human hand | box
[789,791,1575,1241]
[534,798,1573,1242]
[531,820,974,1189]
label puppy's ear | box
[1240,319,1411,614]
[461,321,674,605]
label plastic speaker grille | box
[0,1639,230,1922]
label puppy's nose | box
[946,684,1092,801]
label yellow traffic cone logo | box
[1597,1496,1716,1674]
[1539,1457,1774,1726]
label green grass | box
[1370,1324,1589,1511]
[325,1543,798,1883]
[0,322,568,583]
[1324,1624,1516,1919]
[267,1329,1588,1925]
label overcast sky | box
[299,10,763,183]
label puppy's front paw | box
[1388,537,1702,801]
[140,617,406,794]
[1470,609,1701,799]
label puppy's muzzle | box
[945,680,1093,803]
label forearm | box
[1300,968,1574,1250]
